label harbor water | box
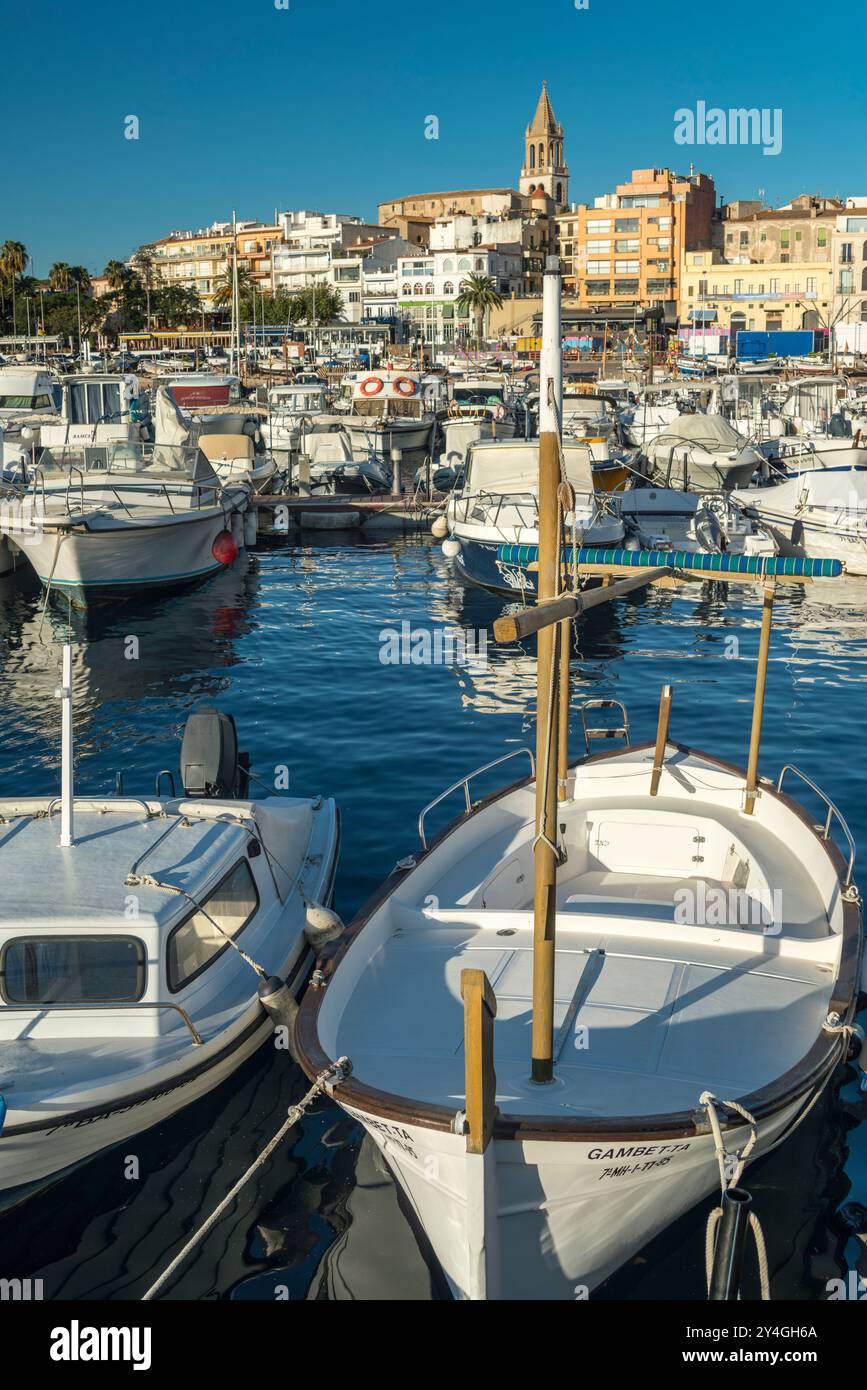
[0,538,864,1300]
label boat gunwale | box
[295,741,863,1143]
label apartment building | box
[235,223,282,293]
[680,196,838,335]
[556,167,716,311]
[149,223,235,311]
[397,244,522,345]
[831,204,867,329]
[679,250,832,335]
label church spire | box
[519,82,569,208]
[528,80,559,137]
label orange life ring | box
[360,376,384,396]
[393,376,417,397]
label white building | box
[397,242,522,345]
[831,206,867,331]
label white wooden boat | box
[295,256,865,1302]
[0,685,340,1202]
[296,720,862,1298]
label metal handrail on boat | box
[45,796,157,820]
[418,748,536,850]
[776,764,856,886]
[1,1001,204,1045]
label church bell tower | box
[519,81,569,208]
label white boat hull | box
[2,502,249,601]
[344,1085,820,1299]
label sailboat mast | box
[531,255,563,1085]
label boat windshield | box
[36,441,219,484]
[453,386,505,406]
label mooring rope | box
[125,873,268,979]
[700,1091,770,1300]
[141,1057,351,1301]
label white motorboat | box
[643,413,763,491]
[160,374,243,410]
[442,439,624,595]
[767,377,867,472]
[157,387,278,495]
[446,376,517,439]
[734,467,867,575]
[620,485,777,559]
[0,440,254,605]
[339,371,440,460]
[0,366,62,471]
[620,394,683,449]
[0,688,340,1202]
[1,371,154,478]
[266,379,332,454]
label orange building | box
[556,167,716,311]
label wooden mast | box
[744,583,776,814]
[531,256,563,1085]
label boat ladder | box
[579,698,631,752]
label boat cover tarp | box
[466,442,595,494]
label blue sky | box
[8,0,865,275]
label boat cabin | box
[0,795,318,1046]
[348,371,434,419]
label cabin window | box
[0,393,54,410]
[0,936,146,1004]
[167,859,259,992]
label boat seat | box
[198,433,254,462]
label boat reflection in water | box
[0,559,260,786]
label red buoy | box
[212,529,239,565]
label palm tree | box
[67,266,92,292]
[131,245,159,330]
[49,262,72,292]
[454,273,504,351]
[0,240,28,335]
[213,257,256,308]
[103,259,129,293]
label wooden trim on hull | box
[295,744,863,1144]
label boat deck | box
[334,909,836,1118]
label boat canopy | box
[464,440,595,494]
[780,379,844,421]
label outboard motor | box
[180,706,250,799]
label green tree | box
[131,244,160,329]
[153,283,203,329]
[0,240,28,334]
[213,257,256,308]
[67,266,92,292]
[289,281,344,325]
[455,273,503,348]
[49,262,71,292]
[102,259,145,338]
